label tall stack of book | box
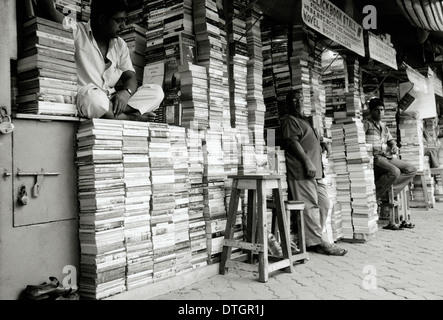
[398,114,425,171]
[76,119,126,300]
[161,0,194,125]
[230,0,249,136]
[238,140,257,175]
[261,23,280,146]
[170,126,193,275]
[186,128,208,268]
[382,82,399,141]
[145,1,166,123]
[202,130,227,263]
[215,0,231,129]
[120,24,147,86]
[330,123,353,240]
[276,147,289,202]
[322,50,347,117]
[246,5,267,173]
[179,62,209,129]
[345,57,362,119]
[271,25,291,119]
[194,0,225,130]
[343,119,378,241]
[17,17,78,116]
[121,121,154,290]
[147,123,177,281]
[290,25,311,117]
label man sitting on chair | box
[363,98,417,230]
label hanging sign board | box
[368,32,398,70]
[428,68,443,97]
[301,0,365,57]
[399,65,437,119]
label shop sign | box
[301,0,365,56]
[368,32,398,70]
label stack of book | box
[17,17,78,116]
[179,63,209,129]
[170,126,193,275]
[261,25,280,145]
[276,147,289,202]
[148,123,177,281]
[144,1,166,122]
[76,119,126,300]
[382,82,399,141]
[330,123,353,239]
[186,128,208,268]
[410,158,434,208]
[215,0,231,129]
[238,141,257,175]
[246,5,266,171]
[120,23,147,85]
[194,0,225,130]
[345,57,362,119]
[230,0,249,136]
[344,119,378,240]
[270,25,291,119]
[121,121,154,290]
[222,127,239,211]
[398,115,425,171]
[203,130,227,263]
[322,51,347,117]
[290,25,311,117]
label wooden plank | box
[268,259,291,273]
[223,239,264,252]
[256,179,268,283]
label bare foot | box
[114,113,151,122]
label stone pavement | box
[151,202,443,300]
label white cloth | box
[77,83,164,118]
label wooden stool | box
[409,171,430,209]
[269,200,309,264]
[219,175,293,283]
[398,186,411,222]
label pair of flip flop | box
[383,221,415,230]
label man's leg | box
[373,156,400,200]
[388,158,417,196]
[317,180,331,243]
[288,179,323,247]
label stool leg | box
[246,189,256,263]
[296,209,307,263]
[257,180,268,283]
[220,179,240,275]
[421,174,429,207]
[272,180,293,272]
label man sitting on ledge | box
[35,0,164,121]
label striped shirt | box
[363,117,395,157]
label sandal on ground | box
[307,243,347,256]
[400,221,415,229]
[383,223,404,230]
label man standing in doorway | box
[282,90,347,256]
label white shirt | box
[64,17,135,95]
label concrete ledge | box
[104,263,220,300]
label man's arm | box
[35,0,65,23]
[112,70,138,116]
